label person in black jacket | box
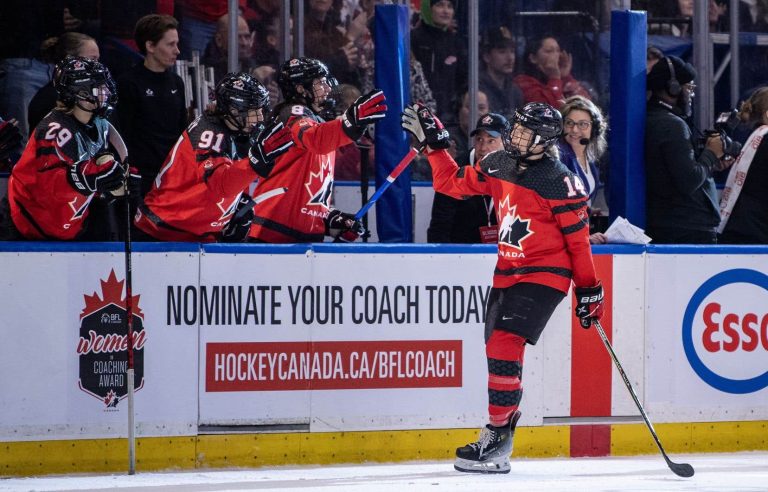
[427,113,506,243]
[116,14,187,197]
[644,56,731,244]
[411,0,466,121]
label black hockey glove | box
[574,281,604,329]
[248,121,295,177]
[221,194,255,242]
[68,151,125,195]
[400,102,451,152]
[341,89,387,140]
[324,209,368,242]
[0,119,22,163]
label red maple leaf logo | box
[81,269,143,319]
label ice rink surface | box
[1,452,766,492]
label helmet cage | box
[503,103,563,159]
[54,56,117,118]
[215,73,270,134]
[278,58,338,110]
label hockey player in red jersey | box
[134,72,294,242]
[6,56,128,240]
[247,57,387,243]
[402,101,605,474]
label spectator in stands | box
[718,86,768,244]
[557,96,608,244]
[0,1,81,141]
[116,14,188,197]
[251,13,280,69]
[411,0,466,121]
[98,1,168,79]
[27,32,100,132]
[135,73,293,243]
[479,26,524,121]
[177,0,232,59]
[5,56,128,241]
[447,90,490,159]
[304,0,361,87]
[428,113,506,243]
[201,12,280,100]
[248,57,386,243]
[645,56,733,244]
[203,14,257,82]
[514,35,592,107]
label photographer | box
[718,87,768,244]
[644,56,734,244]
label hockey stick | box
[593,320,694,478]
[352,147,418,221]
[107,124,136,475]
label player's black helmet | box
[214,72,270,134]
[504,102,563,158]
[277,57,338,109]
[53,55,117,118]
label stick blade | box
[668,460,695,478]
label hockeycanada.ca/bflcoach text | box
[205,341,463,390]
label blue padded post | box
[609,10,648,228]
[373,4,412,242]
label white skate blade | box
[454,456,511,474]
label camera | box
[703,109,743,159]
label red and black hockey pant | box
[484,282,565,427]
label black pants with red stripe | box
[484,282,565,426]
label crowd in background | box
[0,0,766,245]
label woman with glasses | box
[558,96,608,243]
[557,96,606,207]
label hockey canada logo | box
[305,155,333,209]
[497,195,533,251]
[77,270,146,409]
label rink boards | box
[0,243,766,475]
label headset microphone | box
[579,138,590,146]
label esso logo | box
[682,269,768,394]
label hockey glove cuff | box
[68,152,125,195]
[341,89,387,141]
[400,102,451,152]
[574,281,604,329]
[324,209,368,242]
[248,121,295,177]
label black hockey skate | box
[454,410,522,474]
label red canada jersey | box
[427,149,598,293]
[247,104,353,243]
[135,114,259,242]
[8,111,111,240]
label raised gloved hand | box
[341,89,387,140]
[574,282,604,329]
[221,194,255,242]
[68,151,124,195]
[400,102,451,152]
[324,209,368,242]
[248,121,295,177]
[0,118,22,163]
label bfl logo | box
[682,269,768,394]
[77,270,147,409]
